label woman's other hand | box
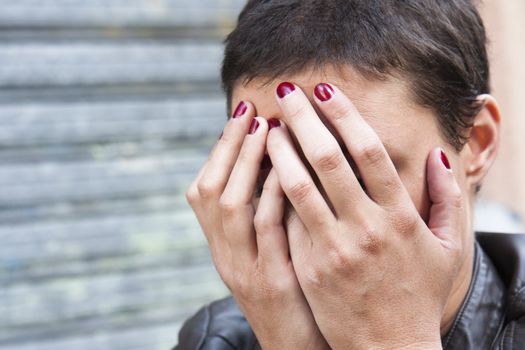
[185,101,329,350]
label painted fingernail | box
[233,101,247,118]
[314,83,335,102]
[440,149,451,170]
[218,131,223,140]
[249,118,260,135]
[276,82,295,99]
[268,118,281,129]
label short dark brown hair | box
[221,0,490,151]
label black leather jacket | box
[175,232,525,349]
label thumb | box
[426,147,464,247]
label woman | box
[176,0,525,348]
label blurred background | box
[0,1,522,349]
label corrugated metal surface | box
[0,1,244,349]
[1,2,523,350]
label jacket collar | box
[442,241,506,349]
[476,232,525,321]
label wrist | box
[395,342,442,350]
[336,336,442,350]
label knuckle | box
[254,271,294,299]
[358,224,383,255]
[312,145,344,173]
[327,245,355,272]
[287,180,314,204]
[354,139,385,167]
[381,175,402,193]
[327,100,351,122]
[391,206,420,234]
[218,195,238,217]
[272,270,297,292]
[302,265,327,289]
[197,179,221,199]
[185,185,199,205]
[253,212,272,233]
[287,104,310,121]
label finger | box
[197,100,255,200]
[254,168,291,272]
[186,160,208,209]
[267,120,336,239]
[186,160,209,230]
[285,206,312,265]
[275,82,365,213]
[313,83,407,206]
[193,101,253,269]
[186,160,235,272]
[221,116,269,267]
[426,147,463,249]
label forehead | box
[231,67,442,165]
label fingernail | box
[233,101,247,118]
[249,118,260,135]
[218,131,223,140]
[268,118,281,129]
[314,83,335,102]
[440,149,451,170]
[276,82,295,99]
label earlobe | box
[464,94,501,189]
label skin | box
[186,66,500,349]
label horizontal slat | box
[0,97,226,146]
[0,42,223,88]
[0,152,201,183]
[1,264,224,326]
[0,192,185,224]
[2,244,211,285]
[6,322,183,350]
[0,139,211,165]
[0,150,207,206]
[0,208,202,261]
[0,0,244,28]
[1,264,228,342]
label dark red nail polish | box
[314,83,335,102]
[440,149,451,170]
[268,118,281,129]
[249,119,260,135]
[233,101,247,118]
[219,131,223,140]
[276,82,295,99]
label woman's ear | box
[463,94,501,191]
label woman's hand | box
[267,82,466,350]
[185,102,329,350]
